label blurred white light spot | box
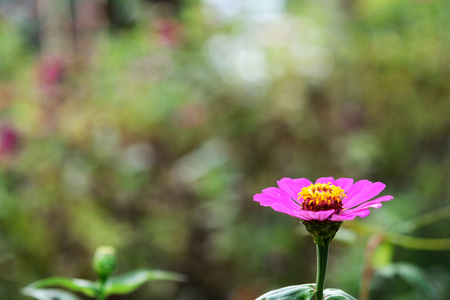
[234,46,267,83]
[63,157,91,197]
[294,46,335,79]
[121,143,155,172]
[202,0,284,23]
[203,0,242,21]
[207,35,268,85]
[171,138,229,184]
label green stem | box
[315,240,330,300]
[97,279,107,300]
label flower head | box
[93,246,116,281]
[0,124,20,157]
[254,177,392,222]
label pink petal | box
[315,177,335,185]
[277,177,313,202]
[344,195,393,214]
[329,214,349,221]
[345,182,386,208]
[344,180,372,203]
[329,214,345,221]
[334,178,354,192]
[264,203,299,217]
[332,209,371,221]
[332,195,392,221]
[254,187,299,210]
[297,209,335,221]
[343,180,373,205]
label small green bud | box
[302,220,343,245]
[93,246,116,281]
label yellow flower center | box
[298,183,346,212]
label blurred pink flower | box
[254,177,392,221]
[37,57,65,89]
[0,124,20,159]
[155,19,182,46]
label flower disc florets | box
[299,183,346,213]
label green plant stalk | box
[315,240,330,300]
[97,279,107,300]
[302,221,341,300]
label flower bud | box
[302,220,343,245]
[93,246,116,281]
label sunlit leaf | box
[323,288,357,300]
[104,269,186,295]
[27,277,98,297]
[255,284,316,300]
[22,287,82,300]
[372,242,394,267]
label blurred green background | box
[0,0,449,299]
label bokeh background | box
[0,0,449,299]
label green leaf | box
[104,269,186,296]
[255,284,316,300]
[372,242,394,268]
[323,288,357,299]
[387,234,450,251]
[376,263,438,299]
[27,277,98,297]
[393,206,450,234]
[22,287,83,300]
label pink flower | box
[0,124,20,157]
[37,57,65,88]
[155,19,182,46]
[254,177,393,221]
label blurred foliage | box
[0,0,449,299]
[23,246,185,300]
